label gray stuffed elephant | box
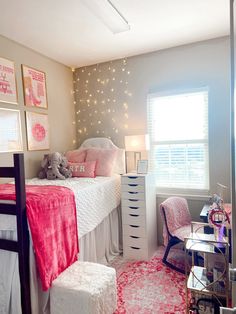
[38,152,72,180]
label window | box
[147,89,209,191]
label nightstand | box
[121,173,157,260]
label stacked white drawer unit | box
[121,173,157,260]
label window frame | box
[147,87,210,195]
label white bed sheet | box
[0,175,122,314]
[0,175,121,239]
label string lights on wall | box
[72,58,132,144]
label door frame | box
[230,0,236,306]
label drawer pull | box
[130,246,140,250]
[128,191,138,194]
[130,236,139,239]
[129,225,140,228]
[128,176,138,179]
[129,214,139,217]
[128,184,138,186]
[129,199,138,202]
[129,206,139,209]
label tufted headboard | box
[79,137,126,174]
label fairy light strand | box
[73,58,131,142]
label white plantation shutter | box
[147,89,209,190]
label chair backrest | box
[160,197,191,245]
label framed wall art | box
[26,111,49,151]
[0,108,22,152]
[22,65,48,108]
[137,159,148,174]
[0,57,18,104]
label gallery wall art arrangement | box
[0,56,49,152]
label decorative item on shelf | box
[216,182,228,201]
[209,193,223,208]
[208,206,230,229]
[124,134,149,172]
[208,193,231,248]
[195,296,218,314]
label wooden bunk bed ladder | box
[0,153,31,314]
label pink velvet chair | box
[160,196,194,273]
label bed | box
[0,138,125,314]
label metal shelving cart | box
[185,222,230,314]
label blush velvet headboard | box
[79,137,126,175]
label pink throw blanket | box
[0,184,79,290]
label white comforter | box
[0,175,121,238]
[0,175,121,314]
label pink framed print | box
[26,111,49,151]
[22,65,48,108]
[0,57,18,104]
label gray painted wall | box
[74,37,231,243]
[0,35,76,178]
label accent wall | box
[73,37,230,242]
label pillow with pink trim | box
[66,149,86,163]
[85,148,117,176]
[68,161,96,178]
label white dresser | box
[121,173,157,260]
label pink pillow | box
[66,149,86,163]
[85,148,117,176]
[68,161,96,178]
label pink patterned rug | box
[111,248,186,314]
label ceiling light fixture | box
[82,0,130,34]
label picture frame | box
[137,159,148,174]
[25,111,50,151]
[0,108,22,152]
[22,65,48,108]
[0,57,18,104]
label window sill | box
[156,188,211,201]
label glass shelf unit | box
[185,222,230,313]
[188,266,226,298]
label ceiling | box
[0,0,229,68]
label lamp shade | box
[125,134,149,152]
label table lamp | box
[124,134,149,172]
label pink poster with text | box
[0,57,17,104]
[22,65,48,108]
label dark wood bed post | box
[0,153,31,314]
